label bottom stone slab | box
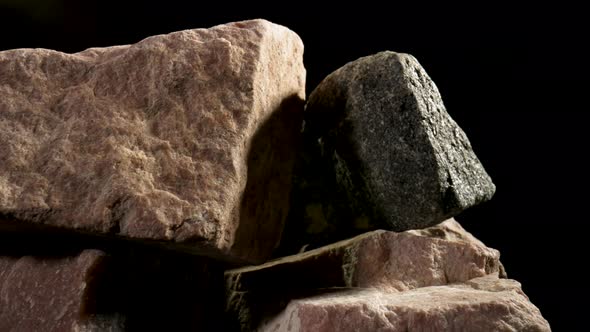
[0,250,120,331]
[0,246,225,331]
[260,275,551,332]
[225,219,503,330]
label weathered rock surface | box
[0,19,305,263]
[226,218,502,330]
[261,274,551,332]
[281,51,494,253]
[0,250,123,331]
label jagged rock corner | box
[0,19,549,331]
[0,18,306,264]
[280,51,496,254]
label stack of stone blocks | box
[0,19,550,331]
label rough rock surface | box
[0,250,123,331]
[226,218,502,330]
[0,19,305,263]
[281,51,494,253]
[261,274,551,332]
[407,219,508,277]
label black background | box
[0,1,586,330]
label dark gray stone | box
[279,51,495,253]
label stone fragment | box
[0,243,225,331]
[282,51,494,252]
[225,218,501,330]
[407,218,489,246]
[0,19,305,263]
[0,250,123,331]
[261,274,551,332]
[409,218,508,278]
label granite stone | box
[282,51,494,252]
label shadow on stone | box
[231,94,305,264]
[0,214,227,331]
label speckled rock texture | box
[225,218,502,330]
[0,19,306,263]
[281,51,494,253]
[260,274,551,332]
[0,250,123,331]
